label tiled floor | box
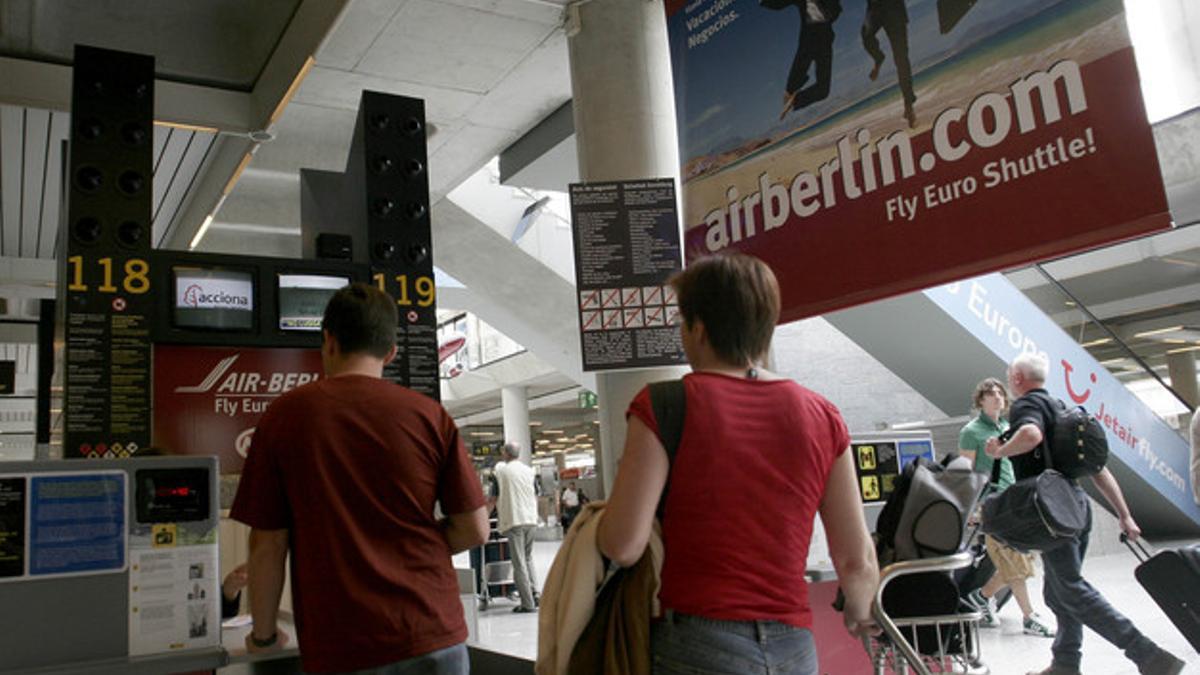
[461,541,1199,674]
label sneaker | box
[1022,612,1056,638]
[963,589,998,627]
[1139,648,1185,675]
[1026,666,1081,675]
[512,605,536,614]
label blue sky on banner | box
[924,274,1199,523]
[667,0,1104,163]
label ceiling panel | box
[357,0,554,93]
[36,112,69,259]
[293,66,483,121]
[312,0,406,71]
[0,0,303,91]
[0,104,218,259]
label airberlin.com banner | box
[153,346,322,474]
[665,0,1170,322]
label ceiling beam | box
[251,0,351,128]
[0,56,255,134]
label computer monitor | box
[277,274,349,332]
[172,266,255,331]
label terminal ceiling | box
[0,0,1197,427]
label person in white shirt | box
[494,442,540,613]
[560,481,587,532]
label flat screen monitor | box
[277,274,349,331]
[172,266,255,331]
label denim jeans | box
[652,611,817,675]
[1040,491,1158,669]
[329,643,468,675]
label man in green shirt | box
[958,378,1054,638]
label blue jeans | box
[652,611,817,675]
[329,643,468,675]
[1040,493,1158,669]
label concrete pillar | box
[1166,350,1198,431]
[501,385,532,464]
[567,0,688,497]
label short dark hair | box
[670,253,780,366]
[321,283,397,358]
[971,377,1008,409]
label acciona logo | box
[182,283,251,309]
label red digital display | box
[155,486,193,498]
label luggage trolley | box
[863,552,988,675]
[475,516,517,610]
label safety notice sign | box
[570,179,687,371]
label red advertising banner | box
[664,0,1170,322]
[153,346,322,474]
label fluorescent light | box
[1133,325,1183,338]
[223,152,255,196]
[154,120,219,134]
[1080,338,1112,348]
[1099,358,1127,366]
[891,420,927,430]
[1163,339,1187,344]
[528,421,543,426]
[1166,345,1200,355]
[268,55,315,127]
[189,214,215,250]
[541,429,564,435]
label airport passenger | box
[559,481,586,532]
[231,283,488,674]
[958,378,1055,637]
[597,253,880,674]
[985,353,1185,675]
[495,442,542,613]
[221,563,248,620]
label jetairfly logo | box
[1061,357,1185,494]
[182,283,251,309]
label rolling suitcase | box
[1123,535,1200,652]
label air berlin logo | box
[183,284,250,308]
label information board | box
[0,477,25,578]
[27,472,127,578]
[570,179,687,371]
[852,437,935,503]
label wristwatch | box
[250,631,278,648]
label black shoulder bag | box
[979,420,1089,553]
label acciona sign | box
[176,278,253,311]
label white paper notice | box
[128,546,220,656]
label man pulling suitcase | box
[984,353,1185,675]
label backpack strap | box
[648,379,686,520]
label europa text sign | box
[665,0,1170,322]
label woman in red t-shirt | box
[598,253,880,674]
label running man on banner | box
[861,0,917,127]
[767,0,843,120]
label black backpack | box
[1050,401,1108,478]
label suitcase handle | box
[1120,533,1154,563]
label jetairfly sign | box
[153,346,321,473]
[925,274,1198,524]
[665,0,1170,322]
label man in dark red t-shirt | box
[231,284,487,674]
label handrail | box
[872,552,974,675]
